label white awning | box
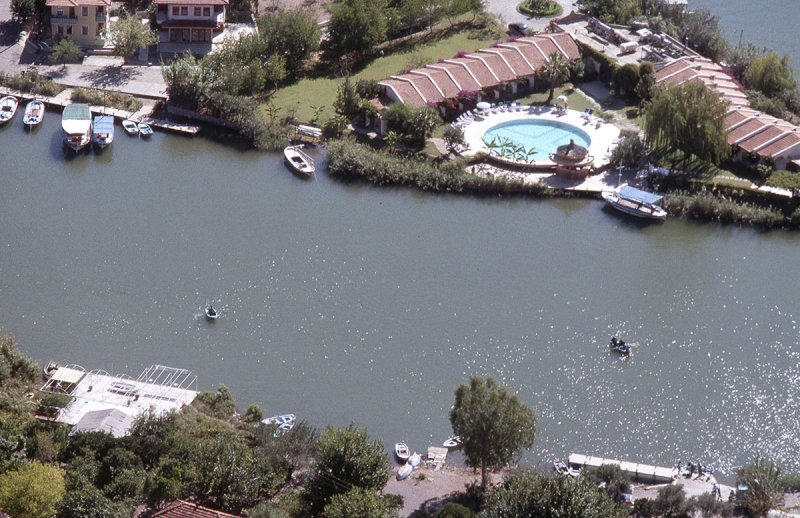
[50,367,85,384]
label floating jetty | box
[569,453,675,484]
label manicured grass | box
[267,30,498,124]
[517,84,592,113]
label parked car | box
[508,22,528,35]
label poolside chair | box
[515,100,522,111]
[588,108,594,117]
[490,103,497,113]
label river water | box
[690,0,800,79]
[2,113,800,478]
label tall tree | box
[323,487,399,518]
[449,376,537,489]
[736,457,783,518]
[49,38,82,68]
[257,10,320,72]
[107,10,159,63]
[539,53,571,103]
[303,423,390,516]
[644,80,730,168]
[745,52,797,98]
[326,0,387,57]
[10,0,35,22]
[481,469,626,518]
[0,461,65,518]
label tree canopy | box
[736,457,784,518]
[326,0,387,57]
[449,376,537,489]
[323,487,400,518]
[480,469,626,518]
[107,10,159,62]
[303,423,390,515]
[0,461,65,518]
[644,80,730,167]
[745,52,798,99]
[10,0,35,22]
[539,53,571,103]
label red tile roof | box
[451,57,497,87]
[470,51,516,81]
[413,69,460,98]
[489,46,534,76]
[738,124,793,153]
[758,131,800,156]
[428,63,480,91]
[153,500,242,518]
[378,79,427,107]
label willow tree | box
[644,81,730,168]
[449,376,537,489]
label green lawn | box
[266,30,498,124]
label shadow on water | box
[601,204,664,229]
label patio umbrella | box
[556,95,568,104]
[476,101,491,111]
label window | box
[56,6,64,15]
[57,24,64,35]
[172,6,179,15]
[170,29,178,41]
[66,25,72,34]
[82,25,88,35]
[97,7,104,16]
[180,6,187,15]
[82,6,88,16]
[194,7,201,15]
[203,7,210,15]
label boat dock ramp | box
[569,453,675,483]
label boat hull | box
[601,191,667,221]
[284,145,315,176]
[0,96,18,123]
[23,100,44,127]
[396,463,413,480]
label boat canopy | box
[93,115,114,134]
[619,185,663,205]
[62,103,92,134]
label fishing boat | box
[0,95,19,123]
[62,103,92,151]
[138,121,153,137]
[408,452,421,467]
[204,305,219,320]
[609,337,631,355]
[396,463,413,480]
[395,443,410,462]
[554,461,569,474]
[122,119,139,135]
[92,114,114,149]
[283,144,315,176]
[443,435,462,448]
[23,99,45,127]
[263,413,296,437]
[601,185,667,221]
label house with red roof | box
[153,500,242,518]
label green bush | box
[581,44,618,82]
[766,169,800,190]
[663,190,786,229]
[0,69,62,97]
[71,88,142,112]
[518,0,561,17]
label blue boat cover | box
[93,115,114,133]
[619,185,663,205]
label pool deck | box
[460,105,621,169]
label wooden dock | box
[569,453,676,484]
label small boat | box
[609,337,631,355]
[0,96,19,123]
[138,122,153,137]
[409,452,421,467]
[554,461,568,474]
[23,99,45,127]
[283,144,315,176]
[122,119,139,135]
[62,103,92,152]
[204,305,219,320]
[567,464,582,478]
[263,413,296,437]
[92,114,114,149]
[396,463,413,480]
[443,435,462,448]
[601,184,667,221]
[395,443,410,462]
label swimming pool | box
[483,119,591,159]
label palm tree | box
[539,52,571,104]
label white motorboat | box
[62,103,92,152]
[92,114,114,149]
[601,185,667,221]
[568,464,582,478]
[0,96,19,123]
[263,413,296,437]
[283,144,315,176]
[443,435,462,448]
[395,442,410,462]
[554,461,568,474]
[23,99,45,127]
[122,119,139,135]
[409,452,421,467]
[138,121,153,137]
[396,463,413,480]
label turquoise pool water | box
[483,119,591,159]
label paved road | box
[486,0,581,32]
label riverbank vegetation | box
[71,88,143,113]
[0,69,62,97]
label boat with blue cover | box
[602,185,667,220]
[92,114,114,149]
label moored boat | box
[62,103,92,151]
[138,122,153,137]
[396,463,413,480]
[0,96,19,123]
[443,435,462,448]
[601,185,667,221]
[283,145,315,176]
[609,337,631,355]
[23,99,45,127]
[204,305,219,320]
[92,114,114,149]
[122,119,139,135]
[263,413,297,437]
[408,452,421,467]
[395,442,410,462]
